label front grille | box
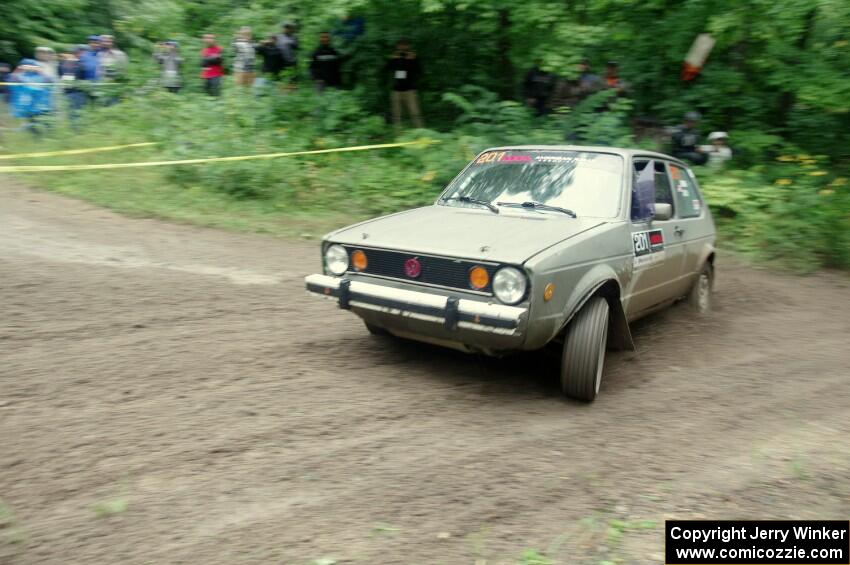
[342,245,497,293]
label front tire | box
[560,296,610,402]
[688,263,713,314]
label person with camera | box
[386,39,423,129]
[155,41,183,93]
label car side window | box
[632,160,675,221]
[669,163,702,218]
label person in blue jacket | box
[78,35,102,81]
[8,59,53,134]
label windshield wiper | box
[497,201,577,218]
[440,195,499,214]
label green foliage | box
[698,155,850,271]
[3,0,849,271]
[563,91,635,147]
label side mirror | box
[653,202,672,221]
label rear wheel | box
[688,263,713,314]
[560,296,610,402]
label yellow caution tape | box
[0,139,437,173]
[0,141,159,160]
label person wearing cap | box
[79,36,101,81]
[700,131,732,168]
[154,41,183,93]
[671,111,708,165]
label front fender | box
[523,260,634,351]
[557,265,634,351]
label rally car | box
[305,146,716,401]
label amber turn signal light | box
[468,266,489,290]
[351,249,368,271]
[543,283,555,302]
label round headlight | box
[324,244,349,275]
[493,267,527,304]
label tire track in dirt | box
[1,179,848,564]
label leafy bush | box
[7,80,848,271]
[699,156,850,271]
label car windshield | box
[440,150,624,218]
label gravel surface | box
[2,180,849,564]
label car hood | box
[328,205,607,264]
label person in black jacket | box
[522,59,554,115]
[255,34,284,82]
[671,111,708,165]
[386,39,423,129]
[309,32,341,91]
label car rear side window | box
[669,164,703,218]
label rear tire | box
[688,263,713,314]
[560,296,610,402]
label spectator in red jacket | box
[200,33,224,96]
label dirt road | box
[1,180,848,565]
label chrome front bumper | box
[304,274,527,336]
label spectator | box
[386,39,423,129]
[34,47,58,82]
[309,31,342,92]
[275,23,299,76]
[522,59,554,115]
[79,35,101,81]
[255,33,284,84]
[700,131,733,168]
[98,35,129,82]
[0,62,11,131]
[671,111,708,165]
[58,49,86,122]
[603,61,627,94]
[200,33,224,96]
[231,26,256,87]
[154,41,183,93]
[8,59,53,134]
[336,13,365,45]
[333,13,365,87]
[576,58,601,97]
[1,62,12,103]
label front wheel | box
[688,263,713,314]
[560,296,610,402]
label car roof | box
[483,145,688,167]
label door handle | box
[674,226,685,237]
